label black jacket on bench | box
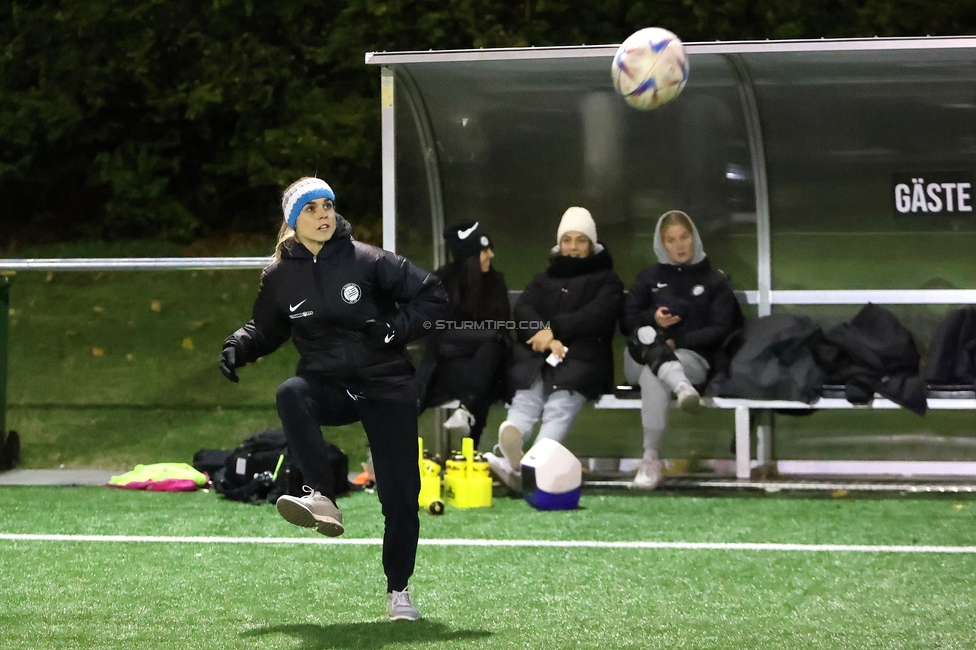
[705,313,825,403]
[811,303,927,415]
[925,307,976,390]
[508,245,623,400]
[415,262,512,408]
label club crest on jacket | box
[341,283,362,304]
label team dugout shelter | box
[365,36,976,481]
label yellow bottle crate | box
[443,437,492,508]
[418,438,444,515]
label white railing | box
[0,257,272,271]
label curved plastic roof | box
[367,37,976,315]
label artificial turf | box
[2,486,975,649]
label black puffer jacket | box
[225,216,447,402]
[416,262,512,403]
[705,314,825,402]
[509,246,623,400]
[925,307,976,389]
[623,257,740,367]
[430,262,512,359]
[811,303,927,415]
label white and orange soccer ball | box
[611,27,689,110]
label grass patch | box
[6,405,370,471]
[2,487,976,649]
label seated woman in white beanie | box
[484,207,623,492]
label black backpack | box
[195,429,349,505]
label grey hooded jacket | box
[623,211,740,366]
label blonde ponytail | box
[274,222,296,260]
[274,177,315,259]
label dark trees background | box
[2,0,975,248]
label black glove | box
[219,343,244,383]
[626,334,651,367]
[362,318,398,349]
[627,329,676,373]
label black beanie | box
[443,221,492,261]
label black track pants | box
[426,338,506,447]
[276,374,420,592]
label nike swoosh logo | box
[384,333,395,343]
[457,222,479,240]
[656,282,668,288]
[289,299,307,312]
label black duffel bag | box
[194,428,349,505]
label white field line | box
[1,534,975,554]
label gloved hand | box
[219,343,244,383]
[627,326,671,369]
[626,333,651,367]
[362,318,398,349]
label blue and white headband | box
[281,178,336,229]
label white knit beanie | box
[556,207,597,244]
[282,178,335,229]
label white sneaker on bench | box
[675,382,702,413]
[485,451,522,494]
[443,405,475,436]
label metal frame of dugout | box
[365,36,976,482]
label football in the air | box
[611,27,689,110]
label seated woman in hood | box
[484,207,623,492]
[623,210,741,490]
[417,221,511,449]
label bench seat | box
[594,385,976,479]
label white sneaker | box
[275,486,344,537]
[443,405,475,435]
[632,457,662,490]
[497,421,524,468]
[675,382,702,413]
[388,588,421,621]
[484,451,522,494]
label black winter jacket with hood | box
[415,260,512,406]
[811,303,927,415]
[925,306,976,389]
[225,215,447,402]
[428,260,512,359]
[509,244,623,400]
[623,212,740,367]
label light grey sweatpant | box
[505,377,588,447]
[623,348,709,458]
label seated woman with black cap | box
[417,221,512,448]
